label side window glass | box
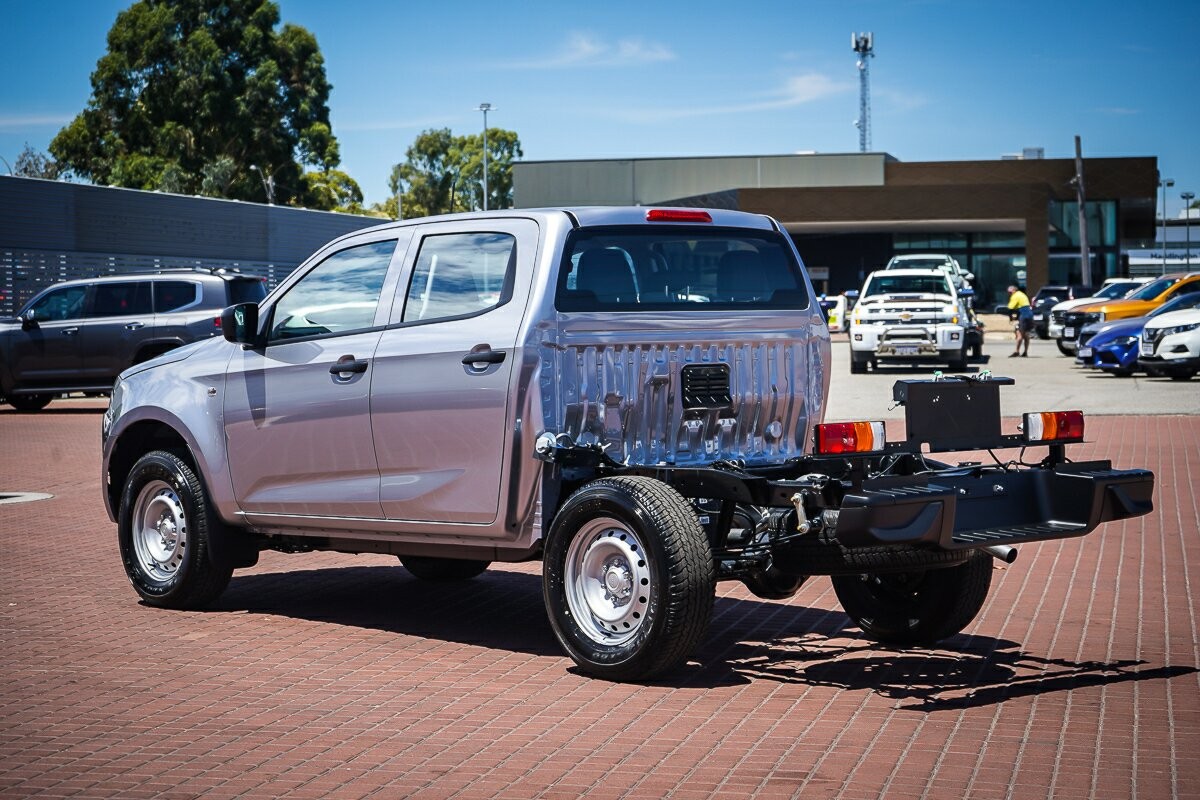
[29,286,88,321]
[87,282,152,318]
[270,240,396,342]
[154,281,200,312]
[402,232,516,323]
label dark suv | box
[0,269,265,411]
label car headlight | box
[1112,336,1137,346]
[1159,322,1200,336]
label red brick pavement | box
[0,400,1197,799]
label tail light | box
[1023,410,1085,443]
[645,209,712,223]
[214,316,222,328]
[813,421,887,455]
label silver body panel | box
[102,207,831,558]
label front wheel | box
[543,476,715,681]
[831,550,992,646]
[1056,339,1073,356]
[117,450,233,608]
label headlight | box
[1112,336,1137,346]
[1160,322,1200,336]
[1096,312,1106,322]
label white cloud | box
[0,114,73,130]
[608,72,853,123]
[500,32,676,70]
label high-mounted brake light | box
[645,209,712,223]
[813,421,887,455]
[1023,410,1085,443]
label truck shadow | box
[215,566,1196,708]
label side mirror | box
[221,303,260,346]
[19,310,38,331]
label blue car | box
[1076,292,1200,375]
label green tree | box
[50,0,341,206]
[13,144,61,180]
[389,126,522,219]
[302,168,363,211]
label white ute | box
[849,268,970,373]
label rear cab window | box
[554,227,810,312]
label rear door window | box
[401,232,516,323]
[87,282,152,317]
[555,227,808,311]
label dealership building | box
[514,152,1161,306]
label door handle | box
[62,327,79,336]
[125,322,145,331]
[461,349,506,366]
[330,356,369,376]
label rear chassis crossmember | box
[535,376,1155,570]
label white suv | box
[1138,308,1200,380]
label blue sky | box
[2,0,1197,213]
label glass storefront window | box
[1049,201,1117,248]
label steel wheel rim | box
[132,479,188,582]
[564,517,652,646]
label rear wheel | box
[7,394,52,412]
[543,476,715,681]
[400,556,490,581]
[831,550,992,646]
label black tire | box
[850,351,869,374]
[741,567,807,600]
[117,450,233,609]
[1056,339,1073,356]
[543,476,715,681]
[1170,371,1196,382]
[8,394,52,412]
[831,550,993,646]
[947,347,968,371]
[400,556,490,581]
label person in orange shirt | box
[1007,285,1033,357]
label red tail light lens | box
[1023,410,1085,442]
[645,209,712,223]
[813,421,886,455]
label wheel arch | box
[105,419,193,519]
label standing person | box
[1007,284,1033,357]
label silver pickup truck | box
[101,207,1154,681]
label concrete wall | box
[514,153,888,208]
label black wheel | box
[831,550,992,646]
[850,351,869,374]
[947,347,968,371]
[543,476,715,681]
[117,450,233,608]
[1056,339,1073,356]
[7,394,52,411]
[400,556,490,581]
[741,567,807,600]
[1169,370,1196,381]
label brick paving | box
[1,400,1197,799]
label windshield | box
[555,227,808,311]
[889,257,950,271]
[1129,276,1178,301]
[1149,292,1200,317]
[864,274,952,297]
[1096,282,1137,299]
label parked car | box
[0,269,266,411]
[883,253,974,289]
[1139,307,1200,380]
[849,269,972,372]
[1049,278,1148,354]
[1075,293,1200,376]
[1057,273,1200,356]
[101,207,1154,681]
[1029,285,1089,339]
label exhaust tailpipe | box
[983,544,1017,564]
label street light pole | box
[1183,191,1196,269]
[250,164,276,205]
[1160,177,1174,274]
[477,103,492,211]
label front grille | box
[1078,330,1097,347]
[681,363,732,410]
[1052,311,1067,325]
[1063,312,1101,327]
